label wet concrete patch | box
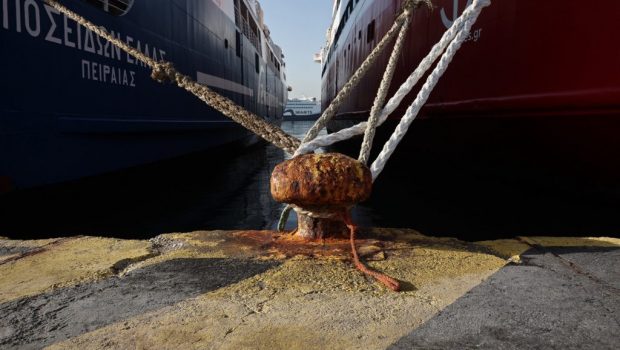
[0,258,278,349]
[389,246,620,349]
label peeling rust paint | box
[270,153,372,207]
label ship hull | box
[321,0,620,188]
[0,0,287,191]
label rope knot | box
[151,61,177,83]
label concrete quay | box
[0,229,618,349]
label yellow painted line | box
[34,231,620,349]
[0,238,60,255]
[50,229,510,349]
[477,239,531,264]
[477,236,619,265]
[0,237,151,304]
[0,238,62,264]
[0,238,76,264]
[519,236,620,248]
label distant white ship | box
[283,97,321,121]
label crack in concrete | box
[516,237,620,295]
[219,288,279,348]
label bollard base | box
[295,212,349,240]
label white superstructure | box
[283,98,321,119]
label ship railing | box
[234,6,262,55]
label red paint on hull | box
[322,0,620,118]
[321,0,620,188]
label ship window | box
[358,30,362,40]
[235,31,241,57]
[225,39,229,49]
[255,53,260,73]
[367,20,375,43]
[82,0,134,16]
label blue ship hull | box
[0,0,287,191]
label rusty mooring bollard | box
[270,152,400,291]
[270,153,372,239]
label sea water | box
[0,121,618,240]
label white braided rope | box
[359,13,412,165]
[278,1,423,231]
[292,1,420,157]
[371,0,491,179]
[295,0,491,158]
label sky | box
[259,1,334,100]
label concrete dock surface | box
[0,229,618,349]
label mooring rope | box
[290,204,349,220]
[278,0,428,231]
[358,11,412,165]
[293,0,431,156]
[344,212,400,291]
[371,0,491,179]
[294,0,491,170]
[45,0,489,293]
[44,0,301,154]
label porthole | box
[367,20,375,43]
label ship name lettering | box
[102,34,111,58]
[125,36,134,63]
[84,27,95,53]
[2,0,9,30]
[23,0,38,36]
[95,28,105,56]
[81,59,136,87]
[441,0,482,42]
[14,0,20,32]
[44,4,61,44]
[62,11,75,47]
[3,0,165,70]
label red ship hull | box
[322,0,620,190]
